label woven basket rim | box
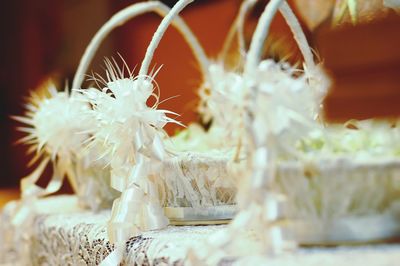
[278,155,400,171]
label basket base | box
[165,205,237,225]
[285,213,400,245]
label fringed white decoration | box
[13,82,93,224]
[14,85,90,162]
[197,0,329,157]
[81,62,179,171]
[196,0,257,154]
[14,81,119,213]
[248,60,322,158]
[193,1,256,155]
[82,59,178,242]
[198,63,247,148]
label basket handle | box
[245,0,316,75]
[72,0,208,92]
[139,0,193,77]
[220,0,257,61]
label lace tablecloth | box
[1,195,400,265]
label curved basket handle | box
[220,0,257,61]
[244,0,315,75]
[220,0,315,72]
[72,0,208,92]
[279,2,315,71]
[139,0,194,77]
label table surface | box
[1,195,400,266]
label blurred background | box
[0,0,399,197]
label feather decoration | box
[14,79,120,213]
[198,63,247,149]
[80,59,181,171]
[11,80,98,227]
[195,0,329,156]
[14,81,94,194]
[15,82,91,161]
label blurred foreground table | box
[0,195,400,265]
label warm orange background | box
[0,0,399,190]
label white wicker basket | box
[234,0,400,247]
[69,1,238,223]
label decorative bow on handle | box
[81,59,181,265]
[75,1,199,265]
